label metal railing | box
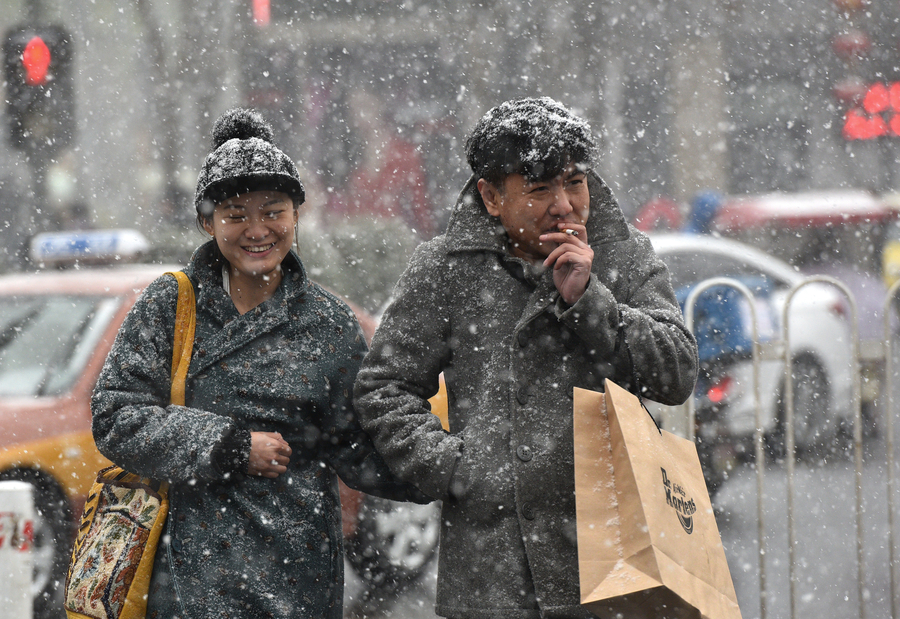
[675,275,899,619]
[885,278,900,619]
[683,277,769,619]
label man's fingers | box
[543,244,583,268]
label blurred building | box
[0,0,899,244]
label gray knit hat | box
[194,108,306,215]
[465,97,596,185]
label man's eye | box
[266,210,285,218]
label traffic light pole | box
[26,142,50,230]
[3,17,75,242]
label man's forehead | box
[522,164,587,184]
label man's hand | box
[248,431,292,478]
[540,222,593,305]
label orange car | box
[0,230,447,617]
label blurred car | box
[649,233,855,489]
[0,229,443,617]
[711,189,896,413]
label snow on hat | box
[465,97,597,184]
[194,108,306,215]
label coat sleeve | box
[553,228,699,405]
[91,275,248,483]
[354,240,462,501]
[317,301,433,504]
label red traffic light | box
[22,36,50,86]
[4,24,75,150]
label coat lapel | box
[183,242,309,378]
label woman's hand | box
[248,431,292,478]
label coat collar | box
[444,169,631,256]
[184,240,308,314]
[182,240,310,377]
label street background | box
[3,0,900,278]
[4,1,900,618]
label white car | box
[648,234,855,482]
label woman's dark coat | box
[92,241,425,619]
[354,172,699,619]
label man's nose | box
[549,190,574,216]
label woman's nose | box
[244,217,270,238]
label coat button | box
[516,445,533,462]
[516,385,530,405]
[517,331,529,347]
[172,536,183,553]
[521,502,536,520]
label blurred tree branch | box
[133,0,183,217]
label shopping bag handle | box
[623,335,663,435]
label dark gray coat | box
[92,241,425,619]
[354,172,699,619]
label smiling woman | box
[87,108,431,619]
[201,190,299,314]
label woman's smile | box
[202,190,299,309]
[243,242,276,254]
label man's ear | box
[477,178,502,217]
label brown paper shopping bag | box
[573,379,742,619]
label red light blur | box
[830,299,848,319]
[22,36,51,86]
[843,82,900,140]
[832,30,871,61]
[707,376,733,404]
[252,0,270,27]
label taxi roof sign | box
[29,229,150,264]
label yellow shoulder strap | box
[164,271,196,406]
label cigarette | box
[564,229,579,236]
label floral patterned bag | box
[64,271,195,619]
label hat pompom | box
[211,108,274,150]
[196,108,305,212]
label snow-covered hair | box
[465,97,597,187]
[194,108,305,219]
